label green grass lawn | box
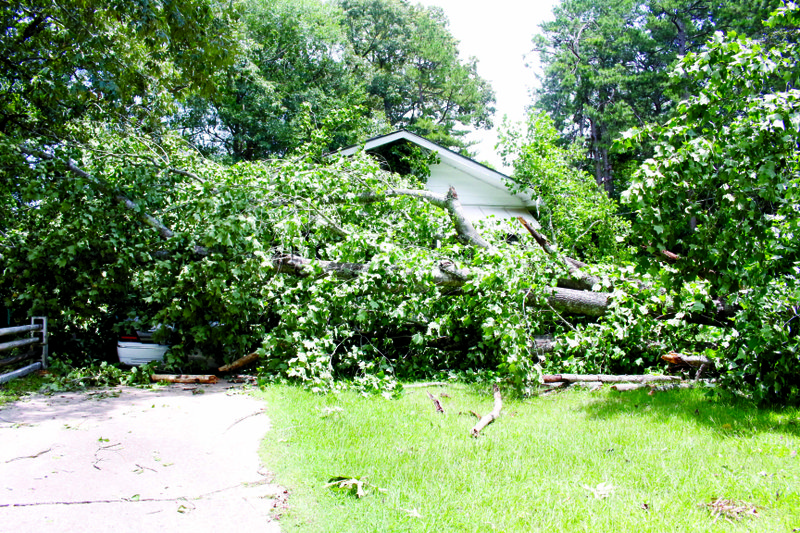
[257,384,800,532]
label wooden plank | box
[0,362,42,384]
[0,337,39,353]
[0,324,42,337]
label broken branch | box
[470,384,502,437]
[218,352,260,373]
[542,374,680,384]
[427,393,444,413]
[150,374,218,384]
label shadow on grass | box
[579,387,800,439]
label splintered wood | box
[470,384,502,438]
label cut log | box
[151,374,218,384]
[572,381,603,388]
[542,374,680,384]
[470,384,502,438]
[218,352,260,373]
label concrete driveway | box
[0,383,283,532]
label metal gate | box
[0,317,48,384]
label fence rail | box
[0,317,48,385]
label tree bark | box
[218,352,260,373]
[470,384,502,437]
[542,374,680,383]
[517,217,601,291]
[427,393,444,413]
[661,352,712,367]
[610,383,647,391]
[358,186,493,250]
[150,374,219,384]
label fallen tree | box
[5,4,800,406]
[5,139,739,391]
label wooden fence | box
[0,317,48,384]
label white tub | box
[117,342,169,366]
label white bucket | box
[117,342,169,366]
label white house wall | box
[427,161,541,228]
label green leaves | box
[324,476,386,498]
[620,3,800,403]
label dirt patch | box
[0,383,282,532]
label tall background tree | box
[531,0,783,197]
[337,0,495,152]
[173,0,497,160]
[173,0,379,161]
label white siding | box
[427,161,527,207]
[427,161,540,228]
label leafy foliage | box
[621,3,800,403]
[532,0,783,196]
[175,0,379,161]
[0,0,238,140]
[3,125,566,389]
[499,112,630,263]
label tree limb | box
[470,384,502,437]
[517,217,601,291]
[359,187,493,250]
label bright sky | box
[415,0,559,170]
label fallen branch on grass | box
[542,374,680,384]
[151,374,219,384]
[404,382,449,389]
[470,384,502,438]
[427,393,444,413]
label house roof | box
[337,130,537,207]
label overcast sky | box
[414,0,559,169]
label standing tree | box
[338,0,496,152]
[621,3,800,402]
[173,0,378,161]
[532,0,783,197]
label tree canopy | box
[338,0,496,151]
[532,0,784,197]
[171,0,496,160]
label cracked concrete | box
[0,383,283,532]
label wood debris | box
[427,393,444,413]
[702,497,759,523]
[542,374,680,384]
[150,374,218,384]
[218,352,260,373]
[470,384,502,437]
